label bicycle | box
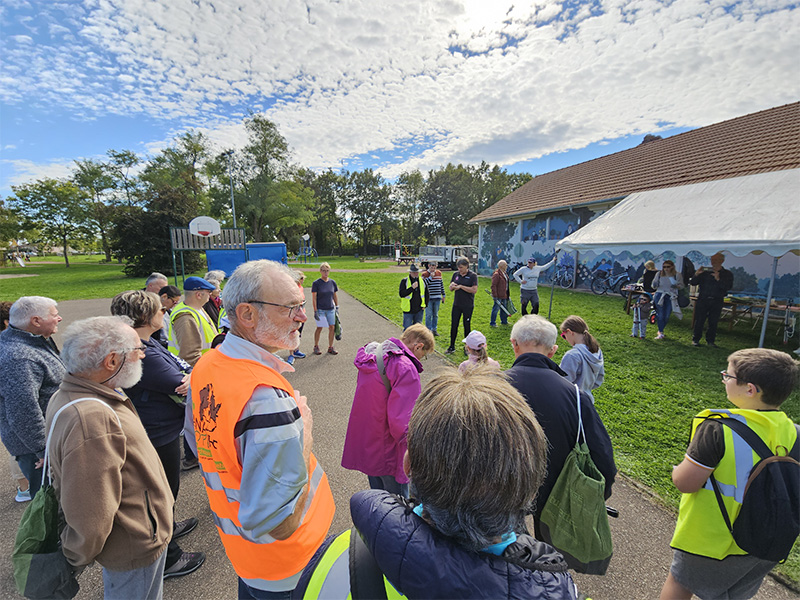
[590,270,631,297]
[550,265,575,288]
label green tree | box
[10,179,90,267]
[295,168,343,254]
[395,170,425,245]
[73,158,116,262]
[107,149,141,207]
[419,164,479,244]
[113,135,210,277]
[341,169,392,253]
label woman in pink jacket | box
[341,324,435,498]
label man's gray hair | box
[408,367,547,551]
[510,314,557,348]
[146,272,168,286]
[222,260,297,326]
[204,270,226,285]
[62,316,134,375]
[455,257,469,268]
[9,296,57,329]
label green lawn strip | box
[333,270,800,584]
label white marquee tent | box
[555,169,800,347]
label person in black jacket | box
[506,315,617,536]
[689,253,733,347]
[111,290,206,580]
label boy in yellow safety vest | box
[660,348,799,600]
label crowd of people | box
[0,251,796,600]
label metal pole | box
[226,151,237,229]
[758,256,779,348]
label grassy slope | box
[3,259,799,581]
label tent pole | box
[548,250,559,321]
[758,256,779,348]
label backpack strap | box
[708,416,773,460]
[42,397,122,488]
[349,527,388,600]
[375,342,392,394]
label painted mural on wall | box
[478,207,800,303]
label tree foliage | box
[341,169,392,253]
[10,179,90,267]
[73,158,116,261]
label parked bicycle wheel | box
[591,276,609,295]
[559,271,574,288]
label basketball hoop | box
[189,216,221,238]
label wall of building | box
[477,207,800,303]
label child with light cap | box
[459,330,501,373]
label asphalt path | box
[0,291,796,599]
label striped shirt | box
[423,270,445,299]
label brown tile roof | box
[470,102,800,223]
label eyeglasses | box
[247,299,307,318]
[560,331,568,339]
[122,344,146,354]
[720,370,738,382]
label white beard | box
[112,356,144,389]
[254,314,298,350]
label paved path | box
[0,291,796,599]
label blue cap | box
[184,276,216,291]
[527,257,537,263]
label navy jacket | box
[507,353,616,517]
[350,490,577,599]
[123,337,189,447]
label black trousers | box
[693,297,724,343]
[450,304,474,349]
[154,437,183,567]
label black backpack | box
[708,418,800,562]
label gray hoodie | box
[559,344,604,402]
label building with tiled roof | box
[470,102,800,300]
[472,102,799,224]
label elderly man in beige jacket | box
[45,316,173,599]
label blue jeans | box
[368,475,409,499]
[402,310,424,330]
[654,292,673,332]
[425,298,442,332]
[102,548,166,600]
[490,298,508,325]
[16,453,42,499]
[238,579,292,599]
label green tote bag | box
[539,384,613,575]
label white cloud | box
[2,158,75,189]
[2,0,799,183]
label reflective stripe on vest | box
[190,349,335,581]
[167,303,217,356]
[670,408,798,559]
[400,277,426,312]
[301,529,405,600]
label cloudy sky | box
[1,0,798,197]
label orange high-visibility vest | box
[190,349,335,581]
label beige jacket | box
[45,374,172,571]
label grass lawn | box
[3,258,799,583]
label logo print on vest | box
[196,383,220,451]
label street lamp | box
[225,150,237,229]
